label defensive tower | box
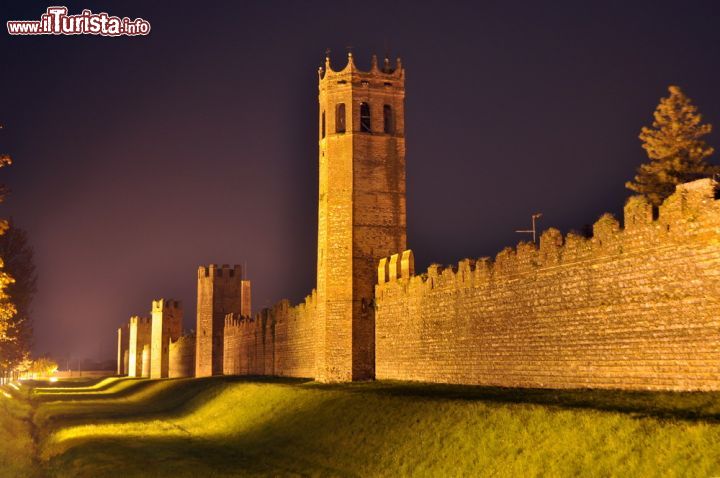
[195,264,251,377]
[316,53,407,381]
[128,315,151,378]
[116,324,129,375]
[150,299,183,379]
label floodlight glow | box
[1,391,11,399]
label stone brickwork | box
[223,291,317,377]
[375,179,720,391]
[169,334,196,378]
[150,299,183,379]
[316,54,407,381]
[128,316,151,378]
[195,264,251,377]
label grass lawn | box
[1,376,719,477]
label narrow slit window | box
[321,111,326,138]
[383,105,393,134]
[360,102,371,132]
[336,103,346,133]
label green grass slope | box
[18,377,720,478]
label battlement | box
[129,315,151,326]
[318,53,404,83]
[224,312,253,329]
[151,298,181,312]
[378,179,720,292]
[197,264,243,279]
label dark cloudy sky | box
[1,0,719,362]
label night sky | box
[1,0,719,362]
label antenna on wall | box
[515,213,543,244]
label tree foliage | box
[0,221,37,374]
[0,154,15,343]
[626,85,718,206]
[29,356,58,376]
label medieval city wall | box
[375,179,720,391]
[223,290,317,378]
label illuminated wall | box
[223,291,317,378]
[375,179,720,391]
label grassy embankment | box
[2,376,720,477]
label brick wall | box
[375,179,720,391]
[223,290,317,378]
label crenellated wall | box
[223,290,317,378]
[375,179,720,391]
[169,334,196,378]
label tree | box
[0,154,15,342]
[626,85,718,206]
[0,221,37,376]
[29,356,58,378]
[0,128,17,382]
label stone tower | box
[316,53,407,381]
[195,264,251,377]
[128,315,151,378]
[150,299,183,379]
[116,324,129,375]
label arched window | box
[336,103,346,133]
[383,105,393,134]
[360,102,371,132]
[321,111,326,138]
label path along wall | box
[223,290,317,378]
[375,179,720,391]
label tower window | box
[336,103,346,133]
[383,105,393,134]
[360,102,371,133]
[321,111,326,138]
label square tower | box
[117,324,129,375]
[316,54,407,381]
[195,264,251,377]
[150,299,183,379]
[128,316,151,378]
